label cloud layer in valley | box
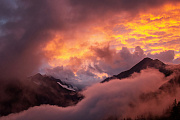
[2,68,180,120]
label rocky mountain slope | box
[0,74,83,116]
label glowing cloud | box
[40,2,180,83]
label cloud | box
[1,0,180,81]
[66,0,180,34]
[2,68,180,120]
[0,0,94,80]
[91,45,116,63]
[0,0,64,79]
[113,25,133,35]
[44,65,107,89]
[43,46,146,88]
[44,46,179,89]
[89,46,178,77]
[147,50,175,63]
[45,66,76,82]
[69,0,179,17]
[173,58,180,64]
[91,46,146,76]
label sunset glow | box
[44,3,180,69]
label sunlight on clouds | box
[43,3,180,72]
[44,34,92,65]
[111,3,180,55]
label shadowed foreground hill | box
[0,74,83,116]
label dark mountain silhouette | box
[0,57,179,118]
[31,73,77,91]
[101,58,180,120]
[101,57,173,83]
[0,73,83,117]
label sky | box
[0,0,180,87]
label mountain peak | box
[132,57,165,70]
[141,57,164,65]
[102,57,171,83]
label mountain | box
[30,73,77,91]
[101,58,180,120]
[0,58,179,118]
[101,57,180,102]
[101,57,173,83]
[0,73,83,117]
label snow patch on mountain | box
[57,82,76,91]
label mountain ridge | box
[30,73,77,91]
[101,57,173,83]
[0,74,83,117]
[0,57,179,117]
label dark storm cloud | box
[69,0,179,18]
[0,0,15,18]
[0,0,68,79]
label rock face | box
[101,57,173,83]
[0,73,83,117]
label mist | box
[1,68,180,120]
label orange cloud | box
[43,2,180,70]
